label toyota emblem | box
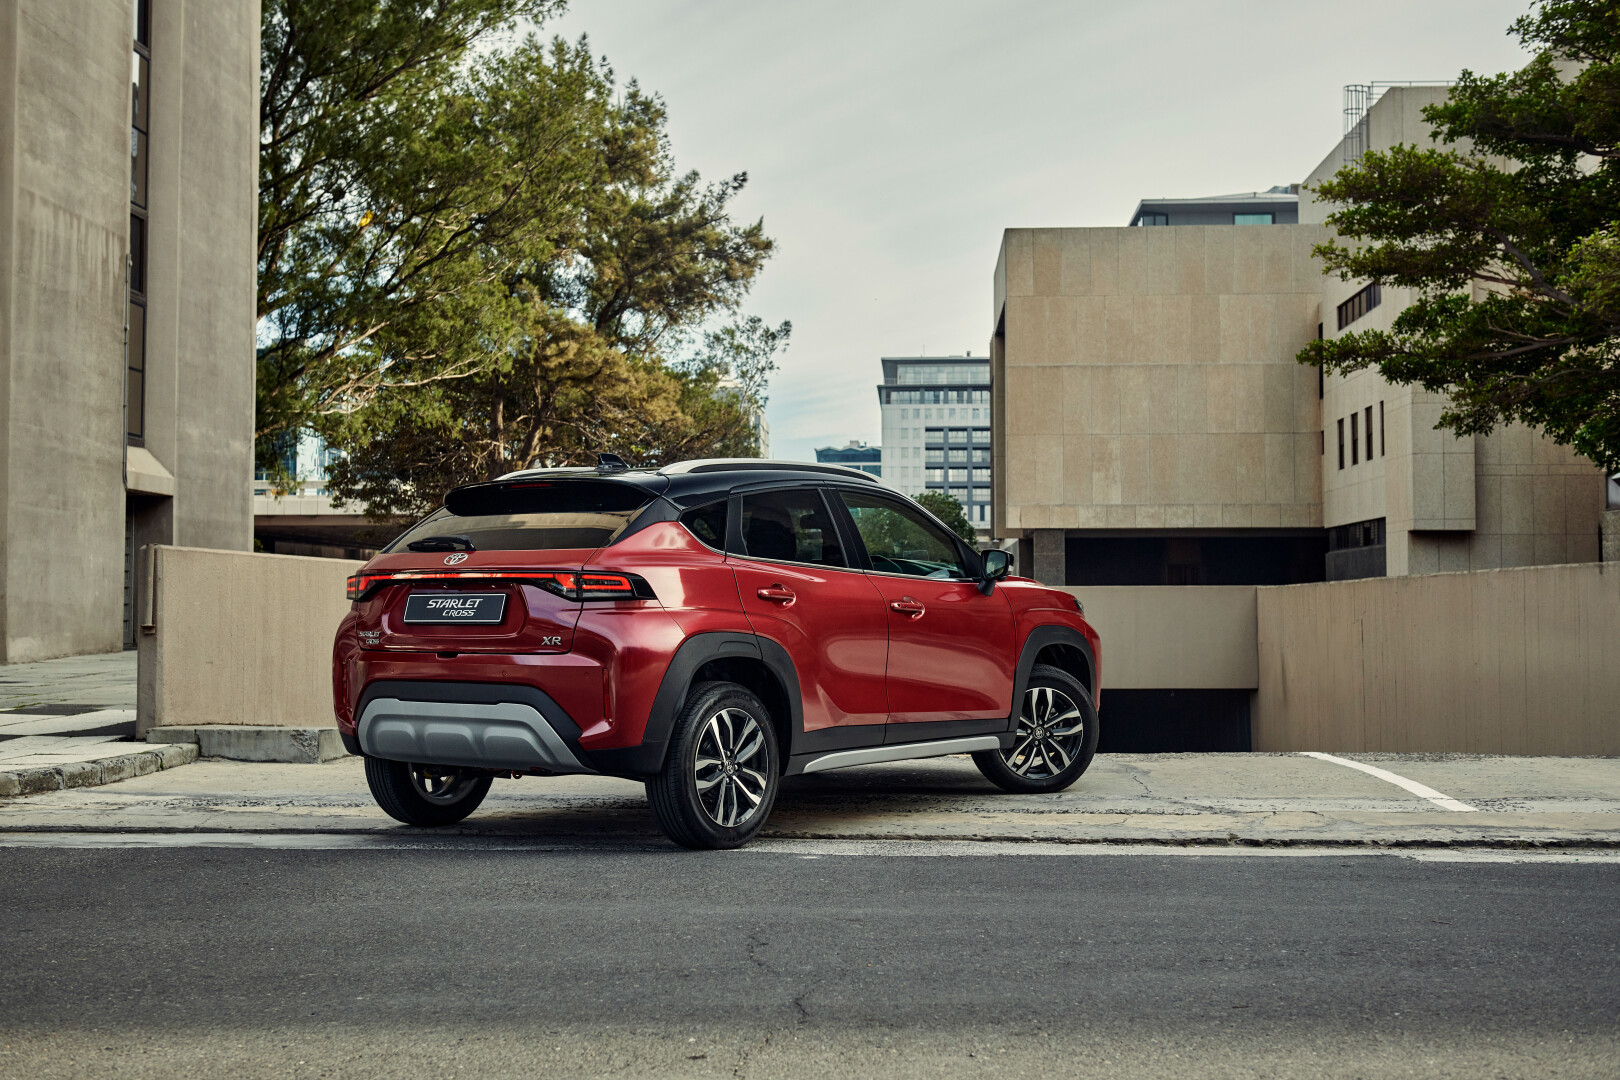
[443,552,469,565]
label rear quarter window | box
[680,501,728,551]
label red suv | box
[333,459,1101,848]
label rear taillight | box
[346,570,654,603]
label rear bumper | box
[353,679,597,775]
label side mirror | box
[978,549,1012,593]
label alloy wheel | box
[409,764,481,804]
[693,708,769,827]
[1002,685,1087,780]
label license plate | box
[403,592,507,625]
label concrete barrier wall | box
[137,546,360,734]
[135,546,1616,754]
[1059,586,1258,689]
[1254,562,1620,755]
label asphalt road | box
[2,844,1617,1078]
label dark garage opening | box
[1066,533,1327,586]
[1097,689,1253,753]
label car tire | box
[972,663,1099,794]
[364,756,493,827]
[646,681,780,850]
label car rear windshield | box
[384,479,654,553]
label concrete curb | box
[146,726,347,764]
[0,743,198,798]
[0,822,1613,850]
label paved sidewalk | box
[0,652,195,796]
[2,751,1617,847]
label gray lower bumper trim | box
[357,698,597,774]
[799,736,1002,775]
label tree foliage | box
[1297,0,1620,471]
[915,491,977,544]
[259,0,786,514]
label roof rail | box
[659,458,881,483]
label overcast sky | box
[544,0,1534,463]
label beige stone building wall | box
[0,0,133,661]
[1303,85,1605,576]
[0,0,256,662]
[991,224,1327,541]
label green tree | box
[1297,0,1620,471]
[257,0,581,473]
[916,491,977,544]
[316,42,783,517]
[261,2,786,515]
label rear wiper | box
[406,534,476,552]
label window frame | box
[827,486,981,582]
[724,483,860,574]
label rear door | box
[834,488,1015,728]
[729,485,890,738]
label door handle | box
[757,584,796,603]
[889,597,925,617]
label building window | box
[1351,412,1359,465]
[1337,418,1344,470]
[926,468,943,482]
[972,448,990,464]
[1233,213,1273,225]
[971,428,990,444]
[972,468,991,483]
[924,449,943,464]
[947,449,968,463]
[1328,518,1386,551]
[1379,401,1385,456]
[1336,283,1382,330]
[1364,406,1373,461]
[948,468,968,483]
[1133,212,1168,226]
[126,0,151,447]
[925,428,944,445]
[947,430,969,444]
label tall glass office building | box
[877,356,993,529]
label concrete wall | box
[144,0,257,553]
[137,546,360,734]
[0,0,133,661]
[992,223,1327,535]
[1059,586,1257,690]
[0,0,257,662]
[1254,562,1620,755]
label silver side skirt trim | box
[799,736,1002,775]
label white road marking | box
[1299,751,1478,812]
[0,831,1613,862]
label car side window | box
[841,491,970,579]
[739,488,846,567]
[679,500,728,551]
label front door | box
[836,489,1016,728]
[730,486,890,740]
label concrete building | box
[990,83,1609,750]
[0,0,258,660]
[992,84,1608,590]
[878,356,994,530]
[1304,86,1604,577]
[814,440,882,478]
[1129,185,1299,228]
